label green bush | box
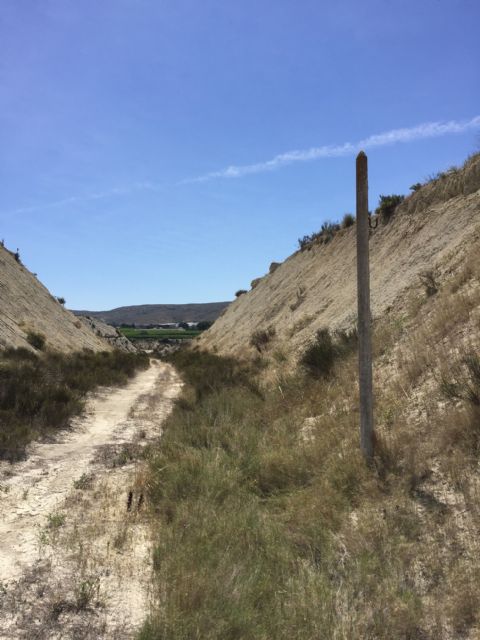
[298,233,318,250]
[196,321,213,331]
[441,352,480,407]
[298,221,341,250]
[250,326,276,353]
[301,327,358,378]
[300,328,336,378]
[341,213,355,228]
[335,327,359,353]
[235,289,247,297]
[418,270,439,297]
[26,330,46,350]
[440,352,480,458]
[320,220,340,243]
[376,194,405,224]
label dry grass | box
[0,348,149,460]
[139,241,480,639]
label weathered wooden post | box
[356,151,374,462]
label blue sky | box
[1,0,479,310]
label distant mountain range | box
[72,302,231,326]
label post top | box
[357,150,367,158]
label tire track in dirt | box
[0,359,181,638]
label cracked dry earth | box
[0,360,181,639]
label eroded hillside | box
[0,245,110,352]
[199,153,480,360]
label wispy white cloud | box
[183,115,480,183]
[3,116,479,216]
[4,181,164,217]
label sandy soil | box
[0,360,181,639]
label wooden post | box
[356,151,374,462]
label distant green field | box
[119,327,201,341]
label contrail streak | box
[184,115,480,183]
[2,115,479,215]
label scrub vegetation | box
[140,244,480,640]
[294,153,480,255]
[0,348,149,461]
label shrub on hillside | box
[250,326,276,353]
[376,194,405,224]
[440,351,480,458]
[441,352,480,407]
[26,330,46,351]
[298,221,341,251]
[298,233,317,250]
[335,326,359,352]
[419,270,439,297]
[341,213,355,228]
[320,221,340,243]
[301,329,336,378]
[301,327,358,378]
[235,289,247,298]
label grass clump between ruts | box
[141,349,353,639]
[141,339,458,640]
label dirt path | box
[0,359,181,639]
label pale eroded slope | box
[199,154,480,358]
[0,245,111,352]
